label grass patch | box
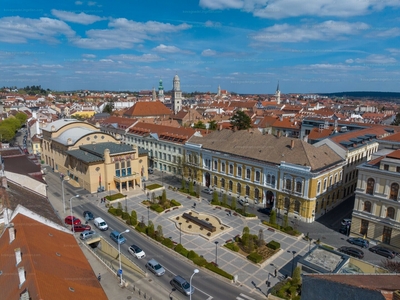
[105,193,125,201]
[146,184,163,190]
[262,221,301,237]
[224,242,239,252]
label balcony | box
[114,172,141,182]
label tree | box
[196,184,200,198]
[269,210,277,225]
[222,193,228,206]
[292,266,301,285]
[212,191,219,205]
[193,120,206,129]
[283,213,289,228]
[130,210,137,226]
[181,178,186,190]
[161,190,167,206]
[391,112,400,126]
[189,180,194,194]
[156,225,163,240]
[208,120,218,130]
[146,221,155,237]
[102,102,114,114]
[242,226,250,235]
[231,197,236,210]
[0,125,14,142]
[230,110,252,130]
[15,112,27,126]
[380,259,400,273]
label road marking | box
[236,298,245,300]
[239,294,256,300]
[206,297,213,300]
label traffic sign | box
[118,269,122,275]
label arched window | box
[267,174,271,184]
[296,181,302,193]
[246,169,251,179]
[317,182,321,194]
[237,183,242,194]
[237,166,242,177]
[363,201,371,213]
[366,178,375,195]
[245,186,250,196]
[323,179,327,190]
[229,164,233,174]
[284,197,290,211]
[285,178,292,191]
[255,171,261,182]
[221,178,225,188]
[214,176,218,186]
[271,175,276,185]
[228,180,233,191]
[387,207,395,219]
[390,183,399,200]
[294,200,301,213]
[255,188,260,200]
[213,160,217,170]
[221,162,225,173]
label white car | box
[128,244,146,259]
[239,199,249,206]
[202,188,213,195]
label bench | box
[182,213,216,232]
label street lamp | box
[214,241,219,266]
[69,195,80,234]
[62,176,70,213]
[291,251,297,278]
[189,269,199,300]
[118,229,130,286]
[147,206,150,226]
[179,222,182,245]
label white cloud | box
[200,0,400,19]
[42,64,63,68]
[82,53,96,58]
[204,20,222,27]
[386,48,400,55]
[374,27,400,38]
[99,59,114,62]
[354,54,396,64]
[0,16,75,44]
[107,54,165,62]
[345,59,354,64]
[153,44,182,53]
[251,21,369,43]
[51,10,106,25]
[73,18,191,49]
[75,1,83,5]
[88,1,97,6]
[201,49,217,56]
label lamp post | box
[291,251,297,278]
[62,176,70,213]
[179,222,182,245]
[69,195,80,234]
[147,206,150,226]
[125,195,128,213]
[189,269,199,300]
[214,241,219,266]
[118,229,130,286]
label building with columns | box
[41,119,148,194]
[172,74,182,114]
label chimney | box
[18,267,26,288]
[291,140,295,149]
[9,226,15,243]
[15,248,22,265]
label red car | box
[71,224,91,232]
[65,216,81,225]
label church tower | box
[275,81,281,105]
[217,85,221,97]
[158,79,164,102]
[172,74,182,113]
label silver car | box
[145,259,165,276]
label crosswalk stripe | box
[236,298,245,300]
[206,297,213,300]
[239,294,256,300]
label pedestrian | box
[97,273,101,282]
[274,269,277,277]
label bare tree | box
[380,259,400,273]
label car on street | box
[170,275,194,296]
[94,217,108,231]
[148,168,154,174]
[71,224,91,232]
[128,244,146,259]
[369,246,396,259]
[146,259,165,276]
[257,207,272,215]
[347,237,369,248]
[338,246,364,259]
[110,230,127,245]
[238,199,249,206]
[65,216,81,225]
[339,225,349,234]
[80,230,96,240]
[341,218,352,226]
[202,188,213,195]
[83,210,94,221]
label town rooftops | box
[42,119,80,132]
[123,101,172,118]
[52,127,101,145]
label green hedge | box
[121,212,130,220]
[108,207,117,215]
[192,256,207,267]
[135,224,147,234]
[170,199,181,207]
[146,184,162,190]
[161,238,174,248]
[115,208,123,216]
[105,193,125,201]
[267,240,281,250]
[247,252,263,263]
[187,250,199,260]
[224,242,239,252]
[150,203,164,213]
[205,263,234,280]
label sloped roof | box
[123,101,172,117]
[42,119,80,132]
[188,129,343,171]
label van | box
[170,275,194,296]
[80,230,96,240]
[94,217,108,231]
[110,230,127,245]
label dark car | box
[339,225,349,234]
[65,216,81,225]
[338,246,364,259]
[83,211,94,221]
[369,246,396,259]
[347,237,369,248]
[71,224,91,232]
[257,207,272,215]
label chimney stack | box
[291,140,295,149]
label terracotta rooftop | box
[386,149,400,160]
[123,101,172,117]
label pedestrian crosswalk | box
[236,293,256,300]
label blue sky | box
[1,0,399,94]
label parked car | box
[170,275,194,296]
[347,237,369,248]
[71,224,91,232]
[110,230,127,245]
[80,230,96,240]
[238,199,249,206]
[202,188,213,195]
[65,216,81,225]
[369,246,396,259]
[148,168,154,174]
[257,207,272,215]
[145,259,165,276]
[338,246,364,259]
[83,211,94,221]
[94,217,108,231]
[339,225,349,234]
[128,244,146,259]
[341,218,352,226]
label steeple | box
[275,80,281,105]
[158,79,164,102]
[217,85,221,97]
[276,81,280,93]
[172,74,182,113]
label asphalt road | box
[72,201,263,300]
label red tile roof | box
[123,101,172,118]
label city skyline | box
[1,0,399,94]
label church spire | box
[276,80,280,93]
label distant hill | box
[319,91,400,99]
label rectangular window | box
[397,166,400,173]
[382,226,392,244]
[384,164,389,171]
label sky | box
[1,0,400,94]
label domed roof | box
[173,74,180,81]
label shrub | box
[146,184,162,190]
[267,240,281,250]
[135,224,147,233]
[187,250,199,260]
[205,263,234,280]
[174,244,184,253]
[126,218,132,225]
[192,256,207,267]
[262,221,281,230]
[207,232,211,236]
[105,193,125,201]
[247,252,263,263]
[170,199,181,207]
[121,212,130,220]
[225,242,239,252]
[108,207,117,215]
[162,238,174,249]
[188,225,192,229]
[220,226,224,230]
[130,210,137,225]
[269,210,277,225]
[115,208,123,216]
[176,216,180,220]
[129,216,137,226]
[150,203,164,213]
